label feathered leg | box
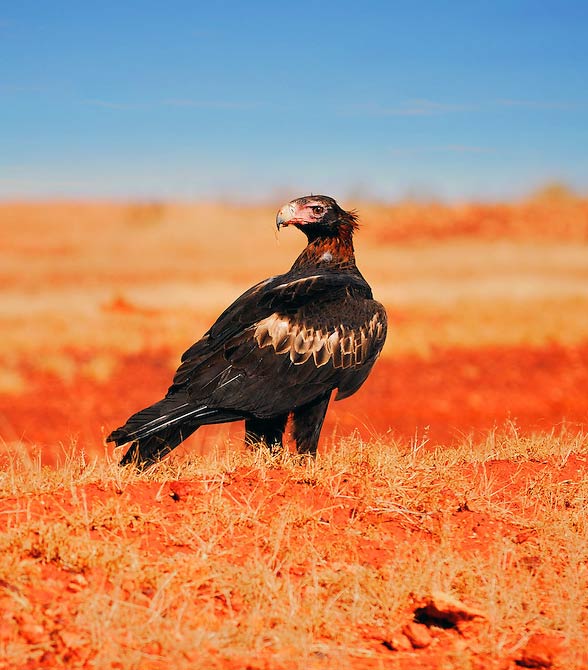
[292,393,331,456]
[245,414,288,451]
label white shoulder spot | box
[320,252,333,262]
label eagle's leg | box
[292,393,331,456]
[245,414,288,451]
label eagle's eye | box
[311,205,324,215]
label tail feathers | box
[119,422,200,468]
[108,394,247,468]
[107,397,209,446]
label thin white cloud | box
[81,99,148,110]
[390,145,495,156]
[342,99,476,116]
[80,98,260,111]
[0,176,90,188]
[495,98,585,111]
[342,98,586,118]
[163,98,260,110]
[441,144,495,153]
[0,84,50,94]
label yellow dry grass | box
[0,431,587,669]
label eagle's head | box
[276,195,358,240]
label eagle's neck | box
[291,232,356,271]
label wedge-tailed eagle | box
[108,195,387,466]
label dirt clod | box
[517,633,567,668]
[402,622,433,649]
[19,621,46,644]
[415,591,487,628]
[66,574,88,592]
[514,530,538,544]
[383,632,414,651]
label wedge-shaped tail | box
[108,393,244,467]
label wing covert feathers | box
[253,308,386,370]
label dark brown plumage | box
[107,195,387,467]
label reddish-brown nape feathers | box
[291,211,359,270]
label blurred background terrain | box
[1,188,586,462]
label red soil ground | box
[2,454,587,669]
[1,198,587,668]
[1,341,586,463]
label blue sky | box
[1,1,587,201]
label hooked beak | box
[276,202,299,230]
